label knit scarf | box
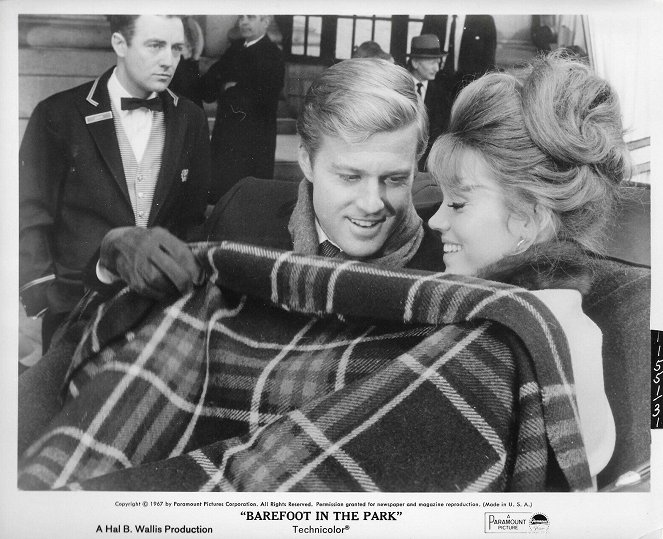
[287,179,424,268]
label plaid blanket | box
[18,242,592,492]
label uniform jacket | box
[204,177,446,272]
[19,67,211,316]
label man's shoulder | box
[218,42,244,60]
[34,77,98,113]
[256,35,283,57]
[205,177,296,248]
[262,35,281,49]
[427,78,443,90]
[26,77,108,135]
[32,68,115,121]
[464,15,496,30]
[425,78,446,98]
[211,177,298,222]
[165,90,206,122]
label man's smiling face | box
[298,124,418,259]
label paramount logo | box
[484,512,531,533]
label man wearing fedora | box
[407,34,452,170]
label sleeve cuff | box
[96,260,120,284]
[19,274,55,317]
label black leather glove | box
[99,227,204,300]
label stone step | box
[277,117,297,135]
[274,132,301,181]
[205,113,296,134]
[275,133,299,163]
[273,161,303,182]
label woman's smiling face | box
[428,148,526,275]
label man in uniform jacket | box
[19,15,210,350]
[201,15,285,202]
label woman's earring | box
[514,238,526,254]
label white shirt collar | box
[107,68,158,163]
[244,34,266,48]
[411,75,428,100]
[315,219,342,251]
[412,75,429,88]
[107,68,157,110]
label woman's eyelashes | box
[447,201,466,210]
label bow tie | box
[120,96,163,112]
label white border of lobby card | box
[1,0,661,538]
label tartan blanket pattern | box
[18,242,592,491]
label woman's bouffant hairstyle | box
[297,58,428,162]
[428,51,632,254]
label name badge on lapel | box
[85,111,113,124]
[181,169,189,182]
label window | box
[291,15,323,57]
[335,16,393,59]
[406,16,425,54]
[286,15,426,63]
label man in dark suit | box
[19,15,210,350]
[96,58,445,299]
[201,15,285,202]
[406,34,451,170]
[422,14,497,97]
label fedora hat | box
[408,34,442,58]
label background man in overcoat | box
[202,15,285,202]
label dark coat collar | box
[241,33,273,48]
[477,241,593,296]
[84,67,180,110]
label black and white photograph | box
[1,0,662,537]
